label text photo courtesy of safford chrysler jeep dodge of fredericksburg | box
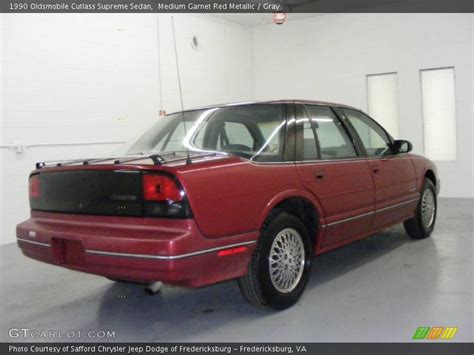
[16,100,439,310]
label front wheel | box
[238,212,312,310]
[106,277,147,285]
[404,179,437,239]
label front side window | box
[123,104,287,162]
[302,105,357,160]
[342,109,392,157]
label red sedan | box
[17,100,439,309]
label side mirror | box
[391,139,413,154]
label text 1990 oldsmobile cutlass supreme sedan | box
[17,100,439,309]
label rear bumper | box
[16,211,257,287]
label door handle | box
[314,171,327,180]
[371,165,379,174]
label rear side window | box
[216,122,254,150]
[303,105,357,160]
[302,120,318,160]
[193,104,287,162]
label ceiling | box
[209,0,435,27]
[209,13,321,27]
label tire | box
[238,211,312,310]
[404,179,437,240]
[106,277,147,285]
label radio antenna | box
[156,15,163,115]
[171,16,191,164]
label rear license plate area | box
[51,238,86,266]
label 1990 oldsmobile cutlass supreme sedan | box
[17,100,439,309]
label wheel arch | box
[424,169,437,187]
[258,190,323,251]
[421,166,440,195]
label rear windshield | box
[123,104,287,162]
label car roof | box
[168,99,362,115]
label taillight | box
[142,173,191,218]
[29,175,40,198]
[143,174,183,202]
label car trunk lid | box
[30,170,143,217]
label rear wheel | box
[238,212,312,310]
[404,179,437,239]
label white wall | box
[0,15,4,240]
[0,14,253,245]
[253,14,473,198]
[471,14,474,198]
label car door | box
[294,104,375,248]
[337,108,418,229]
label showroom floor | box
[0,198,472,342]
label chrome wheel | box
[269,228,305,293]
[421,188,435,228]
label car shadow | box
[308,224,411,287]
[93,224,424,341]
